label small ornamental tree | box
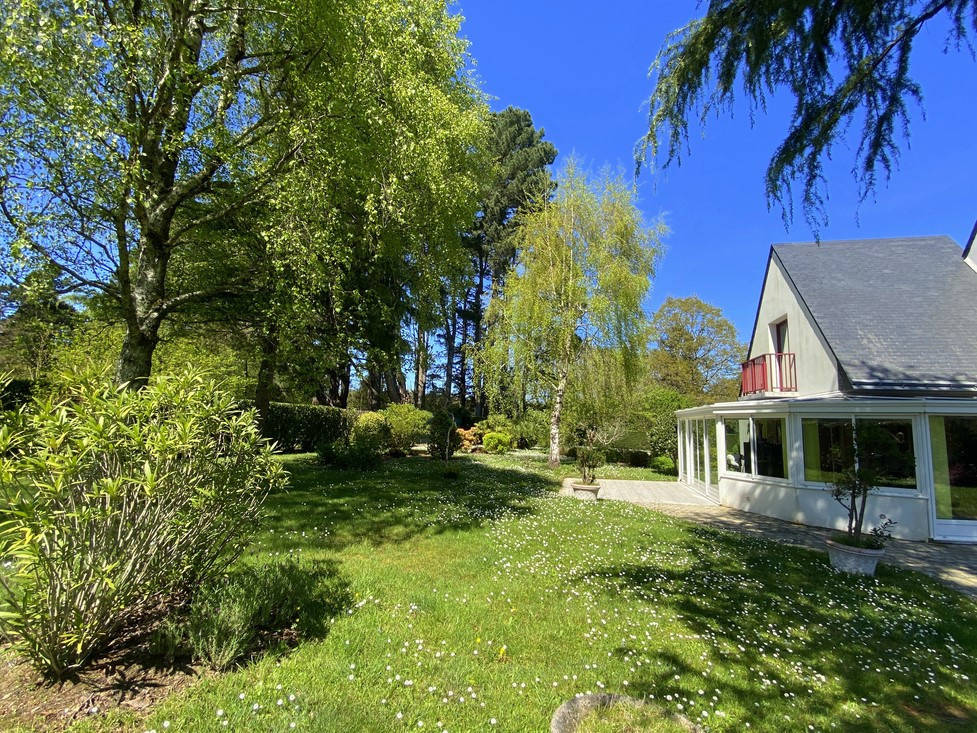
[831,422,908,548]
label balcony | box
[741,352,797,396]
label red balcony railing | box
[741,352,797,396]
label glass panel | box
[930,416,977,520]
[677,422,684,479]
[695,420,705,482]
[855,419,916,489]
[754,418,787,479]
[802,418,854,483]
[724,418,751,473]
[708,419,719,487]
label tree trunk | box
[116,326,158,388]
[457,295,470,406]
[318,362,351,408]
[254,327,279,424]
[116,233,169,388]
[443,299,456,399]
[385,368,409,404]
[473,256,487,418]
[413,327,428,407]
[548,365,570,468]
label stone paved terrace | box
[560,478,977,599]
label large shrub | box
[259,401,352,453]
[381,403,433,454]
[0,373,286,677]
[482,431,513,454]
[319,411,391,468]
[428,410,461,461]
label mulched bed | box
[0,647,202,731]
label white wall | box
[719,477,931,540]
[748,256,839,396]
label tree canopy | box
[0,0,487,386]
[649,295,743,401]
[640,0,977,230]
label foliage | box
[319,411,391,468]
[0,265,78,381]
[566,348,637,458]
[456,427,482,453]
[428,410,461,462]
[0,0,488,384]
[151,558,352,671]
[629,383,692,459]
[830,422,912,547]
[477,163,664,466]
[639,0,977,230]
[512,409,549,449]
[0,378,33,411]
[258,402,353,454]
[350,412,393,461]
[576,446,606,485]
[477,414,514,434]
[381,404,433,454]
[0,372,285,677]
[482,432,514,455]
[649,296,743,398]
[651,454,677,475]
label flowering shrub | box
[457,426,482,452]
[381,404,432,454]
[0,372,286,677]
[482,431,513,454]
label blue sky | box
[458,1,977,340]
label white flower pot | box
[826,538,884,576]
[571,482,600,500]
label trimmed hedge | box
[250,401,352,453]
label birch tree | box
[477,165,663,466]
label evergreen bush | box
[381,403,433,454]
[482,431,513,454]
[428,410,461,461]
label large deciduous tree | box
[649,295,743,400]
[477,165,663,466]
[640,1,977,229]
[0,0,486,387]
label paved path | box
[560,478,977,599]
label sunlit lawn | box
[86,452,977,732]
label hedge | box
[245,401,352,453]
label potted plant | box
[571,444,605,500]
[826,423,906,576]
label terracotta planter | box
[571,482,600,500]
[826,538,884,576]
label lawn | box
[83,452,977,732]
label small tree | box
[831,422,908,547]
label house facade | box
[676,234,977,543]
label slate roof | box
[771,235,977,395]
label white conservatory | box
[677,234,977,543]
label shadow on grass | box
[580,525,977,730]
[261,454,552,552]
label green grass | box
[84,452,977,732]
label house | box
[675,233,977,543]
